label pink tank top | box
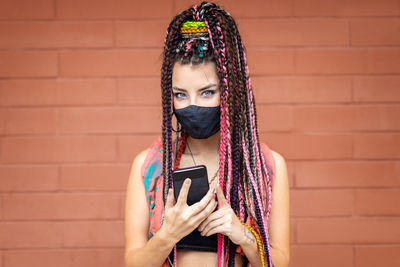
[140,137,276,263]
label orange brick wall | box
[0,0,399,266]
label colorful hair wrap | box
[180,21,209,38]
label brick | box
[351,19,400,46]
[4,108,57,134]
[253,76,352,104]
[0,165,58,192]
[3,193,121,220]
[294,105,400,132]
[59,49,162,77]
[354,133,400,159]
[60,164,130,191]
[117,78,161,106]
[4,249,124,267]
[354,76,400,103]
[355,246,400,267]
[290,245,353,267]
[0,0,54,20]
[0,79,117,106]
[297,218,400,244]
[260,133,353,160]
[0,109,5,134]
[116,20,168,48]
[0,222,63,248]
[0,51,57,78]
[57,0,174,19]
[355,189,400,216]
[0,136,117,163]
[238,18,349,47]
[58,107,161,134]
[290,218,297,244]
[295,48,400,74]
[174,0,293,18]
[247,49,294,75]
[117,134,160,162]
[294,0,400,16]
[61,221,124,247]
[291,189,353,217]
[286,161,295,188]
[295,161,400,188]
[0,22,113,49]
[257,105,293,132]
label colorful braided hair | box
[161,2,273,267]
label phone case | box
[172,165,209,206]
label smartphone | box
[172,165,209,206]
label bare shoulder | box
[129,148,150,174]
[270,150,287,169]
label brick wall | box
[0,0,399,266]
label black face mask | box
[174,105,220,139]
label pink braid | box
[243,50,272,267]
[184,38,195,57]
[204,19,225,267]
[192,4,200,20]
[242,136,272,267]
[242,51,267,208]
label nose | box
[189,93,197,106]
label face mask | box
[174,105,220,139]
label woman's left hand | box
[198,186,255,246]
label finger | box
[165,188,175,210]
[176,178,191,206]
[190,186,215,215]
[201,217,226,236]
[203,225,226,237]
[216,186,228,207]
[191,198,217,225]
[198,209,226,231]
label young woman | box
[124,2,290,267]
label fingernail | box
[185,179,190,184]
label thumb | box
[165,188,175,210]
[216,185,228,207]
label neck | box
[186,131,220,156]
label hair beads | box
[161,2,273,266]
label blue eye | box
[174,92,187,99]
[202,90,216,97]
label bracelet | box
[237,216,266,267]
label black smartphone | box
[172,165,209,206]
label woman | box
[124,2,290,266]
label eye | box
[201,90,217,97]
[173,92,187,99]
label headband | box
[180,21,209,39]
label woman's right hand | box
[162,178,217,243]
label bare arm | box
[124,149,174,266]
[268,151,290,267]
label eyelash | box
[173,90,217,100]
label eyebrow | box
[172,83,217,92]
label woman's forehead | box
[172,61,218,85]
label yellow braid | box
[237,216,266,267]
